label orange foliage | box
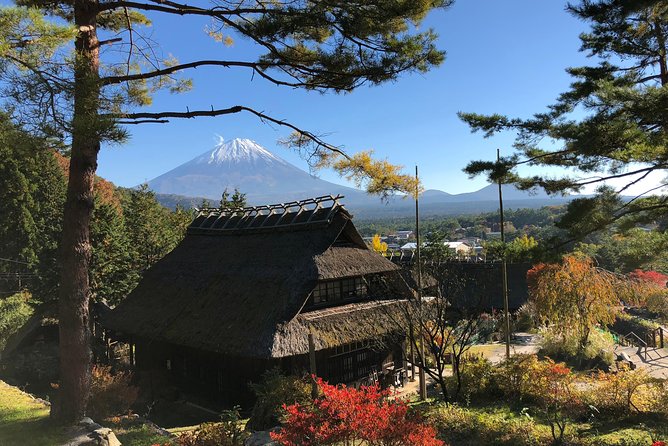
[527,255,622,350]
[52,151,122,211]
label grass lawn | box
[0,380,171,446]
[468,344,504,357]
[0,380,66,446]
[112,420,174,446]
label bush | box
[584,366,660,416]
[473,312,500,343]
[646,292,668,320]
[247,368,311,431]
[87,365,139,420]
[653,380,668,416]
[426,404,543,446]
[489,354,542,402]
[450,355,494,402]
[539,327,615,369]
[583,429,653,446]
[0,291,33,351]
[271,378,443,446]
[177,407,248,446]
[514,302,537,332]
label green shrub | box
[473,313,500,343]
[514,302,537,332]
[426,404,543,446]
[450,355,494,402]
[87,365,139,420]
[177,407,248,446]
[583,429,652,446]
[646,292,668,319]
[584,366,660,417]
[539,327,615,369]
[489,354,542,402]
[247,368,311,431]
[0,291,33,351]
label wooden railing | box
[613,328,667,362]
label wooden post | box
[660,327,664,349]
[308,332,318,399]
[129,340,135,367]
[409,326,416,381]
[415,166,427,401]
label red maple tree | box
[270,378,444,446]
[628,269,668,288]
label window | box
[310,277,368,306]
[328,343,379,383]
[312,280,340,304]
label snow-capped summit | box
[203,137,287,166]
[145,136,364,204]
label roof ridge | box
[188,195,348,233]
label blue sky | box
[96,1,592,194]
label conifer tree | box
[1,0,448,422]
[0,114,66,300]
[220,188,247,210]
[122,185,187,274]
[89,198,136,306]
[460,0,668,241]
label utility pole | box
[415,166,427,400]
[497,149,511,359]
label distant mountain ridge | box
[146,137,572,217]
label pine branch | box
[99,0,284,17]
[100,59,313,89]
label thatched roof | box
[272,299,410,357]
[103,197,411,358]
[2,301,58,359]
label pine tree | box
[220,188,247,210]
[460,0,668,241]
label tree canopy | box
[527,255,622,356]
[460,0,668,241]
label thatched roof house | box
[104,196,413,404]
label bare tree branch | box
[111,105,350,158]
[99,0,286,16]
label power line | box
[0,257,31,265]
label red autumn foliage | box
[526,262,548,294]
[270,378,444,446]
[629,269,668,288]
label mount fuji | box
[146,137,571,217]
[146,138,368,205]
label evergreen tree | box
[460,0,668,241]
[220,188,247,210]
[422,231,449,262]
[0,115,66,301]
[122,185,187,274]
[89,198,136,306]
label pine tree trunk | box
[51,0,100,424]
